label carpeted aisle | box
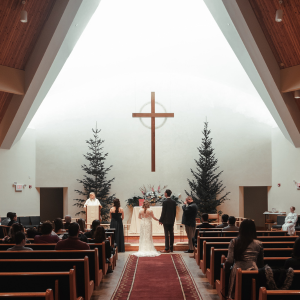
[111,254,203,300]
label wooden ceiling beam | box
[281,65,300,93]
[0,66,25,95]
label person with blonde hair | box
[133,200,161,257]
[282,206,298,235]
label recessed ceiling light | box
[20,0,27,23]
[294,90,300,99]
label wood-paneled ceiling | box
[249,0,300,69]
[0,0,56,124]
[249,0,300,110]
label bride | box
[132,200,161,257]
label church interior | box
[1,0,300,299]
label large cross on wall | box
[132,92,174,172]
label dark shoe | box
[170,249,173,253]
[160,249,170,253]
[184,250,194,253]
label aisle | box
[111,254,203,300]
[91,252,219,300]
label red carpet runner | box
[111,254,203,300]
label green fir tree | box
[185,122,230,216]
[73,126,115,222]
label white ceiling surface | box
[30,0,276,128]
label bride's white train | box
[132,201,161,257]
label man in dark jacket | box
[159,189,177,253]
[182,196,198,253]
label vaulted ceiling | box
[204,0,300,147]
[0,0,56,126]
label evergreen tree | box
[74,127,115,221]
[185,122,230,216]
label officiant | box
[182,196,198,253]
[84,192,102,221]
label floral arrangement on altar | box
[126,184,182,207]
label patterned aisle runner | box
[111,254,203,300]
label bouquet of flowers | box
[139,184,167,205]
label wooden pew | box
[259,287,300,300]
[201,241,294,274]
[234,268,300,300]
[0,270,81,300]
[231,267,300,300]
[0,258,93,300]
[0,249,102,287]
[0,289,54,300]
[217,258,296,300]
[196,235,297,266]
[208,246,291,288]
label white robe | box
[282,212,298,235]
[84,198,102,207]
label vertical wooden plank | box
[151,92,155,172]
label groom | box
[159,189,177,253]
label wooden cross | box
[132,92,174,172]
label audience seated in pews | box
[64,215,72,230]
[7,212,17,226]
[34,221,60,243]
[92,226,113,273]
[223,216,239,231]
[226,219,264,299]
[216,214,229,228]
[7,232,33,251]
[284,236,300,270]
[26,227,39,238]
[55,222,90,250]
[84,219,101,239]
[61,219,88,242]
[1,212,12,226]
[3,223,30,244]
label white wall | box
[0,128,39,217]
[32,73,273,222]
[268,127,300,213]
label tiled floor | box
[91,252,219,300]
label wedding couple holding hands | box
[133,189,176,257]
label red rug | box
[111,254,203,300]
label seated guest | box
[226,219,263,299]
[216,214,229,228]
[34,221,60,243]
[284,236,300,270]
[3,223,29,244]
[282,206,297,236]
[26,227,39,238]
[91,226,113,273]
[7,212,18,226]
[77,218,86,233]
[64,215,72,230]
[192,213,215,245]
[1,212,12,226]
[84,219,101,239]
[55,222,90,250]
[53,218,64,234]
[223,216,239,231]
[7,232,33,251]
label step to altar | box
[125,242,189,251]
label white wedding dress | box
[132,208,161,257]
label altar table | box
[129,206,179,234]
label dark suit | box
[182,202,198,250]
[159,197,177,251]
